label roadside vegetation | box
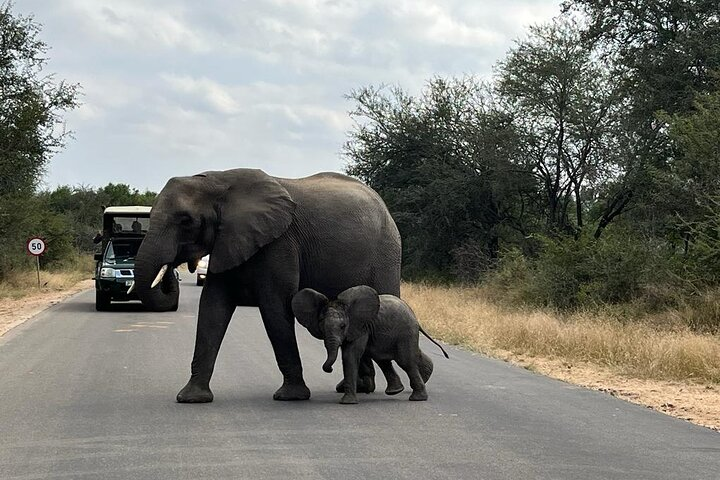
[0,2,155,287]
[0,254,94,300]
[404,283,720,384]
[345,2,720,387]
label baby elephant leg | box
[335,352,376,394]
[418,351,433,383]
[377,360,404,395]
[339,339,368,404]
[397,358,428,401]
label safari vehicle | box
[94,206,179,311]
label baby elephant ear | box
[291,289,328,340]
[338,286,379,341]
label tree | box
[345,78,532,279]
[560,0,720,236]
[0,1,79,196]
[564,0,720,118]
[496,18,626,237]
[0,1,78,278]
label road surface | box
[0,273,718,479]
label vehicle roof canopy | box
[103,206,151,217]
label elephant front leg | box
[177,280,235,403]
[258,299,311,401]
[339,339,367,404]
[334,350,377,393]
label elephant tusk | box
[126,281,135,295]
[151,265,169,289]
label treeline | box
[0,3,156,279]
[0,184,156,279]
[345,1,720,317]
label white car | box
[196,255,209,286]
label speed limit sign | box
[27,237,46,256]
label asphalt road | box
[0,273,718,480]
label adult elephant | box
[134,168,403,402]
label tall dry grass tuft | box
[0,255,94,300]
[403,282,720,384]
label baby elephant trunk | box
[323,338,340,373]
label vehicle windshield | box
[104,240,141,264]
[109,216,150,234]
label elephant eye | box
[179,214,193,226]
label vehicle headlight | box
[198,260,208,268]
[100,268,116,278]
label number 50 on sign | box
[27,237,46,256]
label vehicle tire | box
[196,276,204,286]
[96,290,111,311]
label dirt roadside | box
[1,281,717,432]
[0,279,94,337]
[496,351,719,432]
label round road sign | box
[27,237,46,256]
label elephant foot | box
[385,384,405,396]
[409,389,428,401]
[273,381,311,401]
[177,381,214,403]
[335,376,375,394]
[340,393,358,404]
[357,375,375,394]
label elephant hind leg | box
[418,351,433,383]
[396,357,428,402]
[378,360,404,395]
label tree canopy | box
[345,1,720,315]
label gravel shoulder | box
[0,279,94,337]
[497,351,719,432]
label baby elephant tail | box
[419,326,449,359]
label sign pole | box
[26,237,46,288]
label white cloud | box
[20,0,561,191]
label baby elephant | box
[292,285,448,404]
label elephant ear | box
[291,288,328,340]
[338,286,380,342]
[209,169,296,273]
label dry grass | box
[403,282,720,384]
[0,255,94,300]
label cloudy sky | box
[20,0,560,192]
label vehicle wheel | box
[196,276,204,286]
[95,291,111,311]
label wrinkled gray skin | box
[134,169,402,402]
[292,286,434,404]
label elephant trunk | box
[135,228,180,312]
[323,337,341,373]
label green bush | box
[485,228,677,310]
[0,195,77,280]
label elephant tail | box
[419,326,449,359]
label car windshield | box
[105,240,141,263]
[109,216,150,234]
